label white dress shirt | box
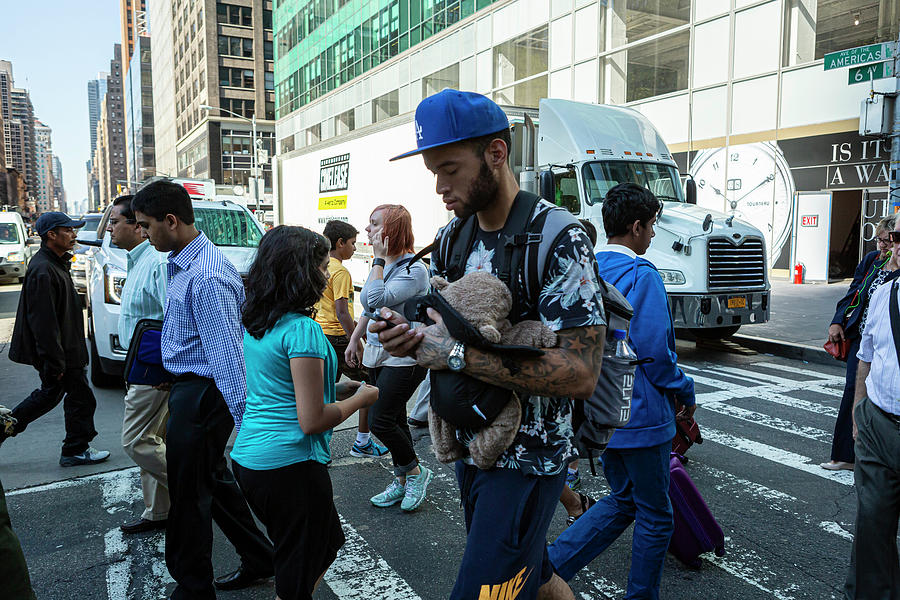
[857,280,900,415]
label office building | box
[151,0,276,217]
[91,44,128,209]
[34,120,54,213]
[52,155,66,213]
[87,75,109,156]
[121,0,148,73]
[274,0,900,280]
[149,0,177,177]
[125,33,156,185]
[1,61,36,196]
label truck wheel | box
[90,328,121,388]
[689,326,741,340]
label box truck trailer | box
[276,98,770,338]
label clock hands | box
[733,173,775,206]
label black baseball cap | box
[35,212,85,236]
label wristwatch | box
[448,342,466,372]
[372,257,386,268]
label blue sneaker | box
[401,466,434,512]
[371,478,406,507]
[350,439,389,458]
[566,468,581,490]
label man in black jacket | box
[3,212,110,466]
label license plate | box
[727,296,747,309]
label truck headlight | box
[104,265,126,305]
[659,269,686,285]
[6,252,23,262]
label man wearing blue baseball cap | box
[3,212,110,467]
[375,89,606,599]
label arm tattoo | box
[463,325,606,399]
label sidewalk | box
[729,278,849,364]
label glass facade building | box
[125,35,156,187]
[274,0,501,117]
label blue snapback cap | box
[390,89,510,161]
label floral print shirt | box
[432,201,606,476]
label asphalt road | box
[0,283,858,600]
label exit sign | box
[849,61,895,84]
[801,215,818,227]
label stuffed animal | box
[427,271,558,469]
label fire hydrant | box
[793,263,804,284]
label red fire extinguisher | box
[793,263,804,284]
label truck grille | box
[707,237,766,290]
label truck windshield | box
[583,161,684,204]
[194,207,263,247]
[0,224,19,244]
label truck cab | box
[517,99,770,338]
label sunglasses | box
[889,231,900,243]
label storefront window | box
[607,30,690,103]
[423,63,460,97]
[494,25,549,89]
[493,75,548,108]
[783,0,899,66]
[372,89,399,122]
[609,0,691,46]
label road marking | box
[104,528,132,600]
[702,427,854,486]
[819,521,853,541]
[697,398,832,442]
[325,515,421,599]
[706,537,804,600]
[755,362,846,385]
[6,466,140,497]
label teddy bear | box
[426,271,558,469]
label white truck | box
[277,98,770,338]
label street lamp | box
[199,104,260,213]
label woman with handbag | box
[822,215,898,471]
[346,204,433,511]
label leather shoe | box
[820,461,854,471]
[214,566,273,591]
[120,518,167,534]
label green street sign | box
[848,61,895,84]
[824,43,894,70]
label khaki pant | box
[122,384,170,521]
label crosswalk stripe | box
[701,427,854,486]
[697,398,833,442]
[325,515,422,599]
[755,362,846,385]
[706,537,811,600]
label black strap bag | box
[123,319,174,386]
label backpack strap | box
[444,216,478,282]
[498,191,543,319]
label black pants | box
[233,460,345,600]
[12,367,97,456]
[0,476,35,600]
[165,375,274,600]
[368,365,426,476]
[831,336,861,463]
[325,334,371,384]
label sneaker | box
[0,406,15,447]
[59,447,111,467]
[371,478,406,507]
[566,469,581,490]
[350,439,389,458]
[401,466,434,512]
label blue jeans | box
[548,442,674,600]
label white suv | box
[83,200,265,387]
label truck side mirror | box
[685,178,697,204]
[539,170,555,203]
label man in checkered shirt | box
[132,180,273,599]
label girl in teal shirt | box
[231,225,377,600]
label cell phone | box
[362,310,396,328]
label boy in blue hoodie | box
[547,183,696,600]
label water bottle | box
[613,329,637,361]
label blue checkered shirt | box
[162,232,247,428]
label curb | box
[730,334,841,367]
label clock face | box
[691,141,795,265]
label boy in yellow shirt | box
[316,220,387,457]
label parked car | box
[71,245,91,296]
[0,211,36,283]
[82,200,264,387]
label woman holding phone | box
[346,204,432,512]
[232,225,378,600]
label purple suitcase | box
[668,453,726,567]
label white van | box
[0,211,34,282]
